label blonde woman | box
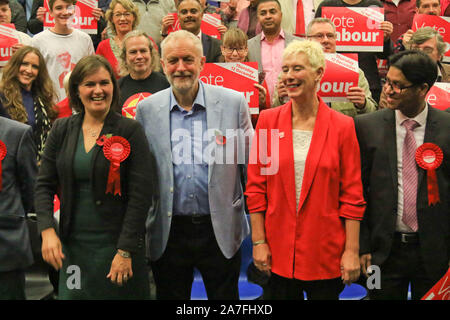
[246,40,365,300]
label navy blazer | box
[35,111,158,253]
[0,117,36,271]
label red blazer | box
[245,98,366,281]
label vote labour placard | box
[322,7,384,52]
[426,82,450,111]
[200,62,259,113]
[411,14,450,63]
[167,13,221,39]
[0,24,18,67]
[422,267,450,300]
[44,0,98,34]
[318,53,360,102]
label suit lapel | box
[204,85,222,183]
[201,34,211,61]
[278,102,297,215]
[296,101,330,213]
[383,110,398,192]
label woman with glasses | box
[246,40,365,300]
[220,27,270,127]
[96,0,141,78]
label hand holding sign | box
[380,21,393,41]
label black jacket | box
[35,111,158,253]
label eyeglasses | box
[384,79,416,94]
[113,12,133,18]
[223,47,247,55]
[410,46,435,55]
[308,33,336,40]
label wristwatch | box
[117,250,131,258]
[160,29,168,37]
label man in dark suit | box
[0,117,37,299]
[355,50,450,300]
[160,0,222,63]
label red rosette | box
[103,136,130,196]
[415,143,444,206]
[0,140,6,191]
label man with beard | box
[118,30,170,118]
[136,30,253,300]
[354,50,450,300]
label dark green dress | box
[58,131,150,300]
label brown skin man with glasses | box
[354,50,450,300]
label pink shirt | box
[261,29,286,99]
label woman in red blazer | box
[245,40,366,300]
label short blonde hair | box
[105,0,140,35]
[283,40,325,71]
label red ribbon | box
[0,140,6,191]
[415,143,443,206]
[103,136,130,196]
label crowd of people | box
[0,0,449,301]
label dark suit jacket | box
[201,33,222,63]
[355,107,450,279]
[0,117,36,271]
[35,111,157,253]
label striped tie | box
[402,119,420,232]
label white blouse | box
[292,129,313,209]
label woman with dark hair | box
[0,46,57,163]
[35,55,157,299]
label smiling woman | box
[0,46,57,163]
[35,55,157,300]
[96,0,141,78]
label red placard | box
[412,14,450,63]
[44,0,98,34]
[422,267,450,300]
[200,62,259,114]
[322,7,384,52]
[426,82,450,111]
[318,53,360,102]
[167,13,221,39]
[0,24,18,67]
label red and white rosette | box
[0,140,6,191]
[103,136,130,196]
[415,143,443,205]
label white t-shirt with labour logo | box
[32,28,95,102]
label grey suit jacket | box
[247,32,302,73]
[0,117,36,272]
[136,82,253,260]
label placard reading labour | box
[0,24,18,67]
[318,53,360,102]
[322,7,384,52]
[44,0,98,34]
[411,14,450,63]
[200,62,259,113]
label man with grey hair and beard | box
[136,29,253,300]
